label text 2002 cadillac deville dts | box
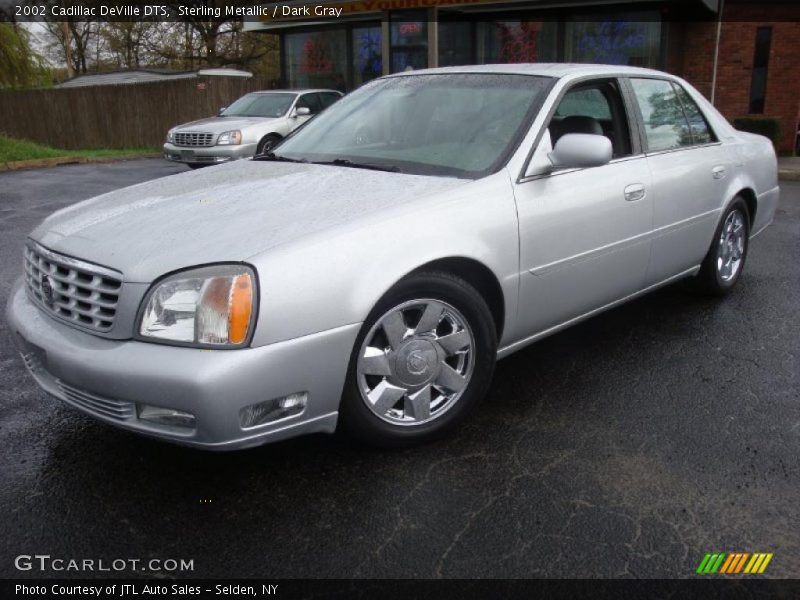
[7,65,779,449]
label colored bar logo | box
[696,552,773,574]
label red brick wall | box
[673,2,800,153]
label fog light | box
[240,392,307,429]
[137,404,196,429]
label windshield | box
[274,74,553,178]
[222,93,296,118]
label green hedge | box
[733,117,782,149]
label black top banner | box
[2,0,799,24]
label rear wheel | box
[186,163,207,170]
[339,272,497,447]
[692,197,750,295]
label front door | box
[513,78,654,339]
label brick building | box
[672,1,800,152]
[245,0,800,153]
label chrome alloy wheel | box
[717,209,746,282]
[356,299,475,426]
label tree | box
[99,22,155,69]
[43,20,97,75]
[0,22,51,89]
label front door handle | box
[624,183,646,202]
[712,166,727,180]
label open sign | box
[399,23,422,35]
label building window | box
[438,21,473,66]
[479,21,558,63]
[390,10,428,73]
[565,16,661,67]
[285,29,348,91]
[438,20,558,67]
[352,26,383,87]
[749,27,772,114]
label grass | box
[0,134,159,163]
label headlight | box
[217,130,242,145]
[138,265,256,348]
[166,130,175,143]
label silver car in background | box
[8,65,779,450]
[163,89,342,168]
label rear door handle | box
[624,183,646,202]
[712,166,727,179]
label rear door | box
[627,77,730,284]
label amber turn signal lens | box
[227,273,253,344]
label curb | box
[0,154,161,173]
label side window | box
[296,94,322,115]
[630,78,692,152]
[319,92,341,110]
[548,81,632,158]
[555,88,612,120]
[673,84,715,145]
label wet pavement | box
[0,160,797,578]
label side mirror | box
[218,107,226,115]
[293,107,311,118]
[548,134,612,170]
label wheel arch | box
[257,132,283,149]
[736,187,757,227]
[401,256,506,341]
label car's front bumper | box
[162,142,257,165]
[6,280,360,450]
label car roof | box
[249,89,342,94]
[386,63,676,80]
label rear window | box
[673,84,716,145]
[630,78,692,152]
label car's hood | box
[31,160,466,283]
[173,116,277,133]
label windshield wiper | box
[314,158,401,173]
[253,151,307,163]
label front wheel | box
[692,197,750,295]
[256,134,282,156]
[339,272,497,447]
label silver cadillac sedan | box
[163,89,343,168]
[7,64,779,449]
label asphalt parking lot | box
[0,159,797,579]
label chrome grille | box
[56,380,135,421]
[23,242,122,333]
[173,132,214,147]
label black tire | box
[692,197,750,296]
[339,271,497,448]
[186,163,207,170]
[256,134,282,156]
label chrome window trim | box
[517,153,648,185]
